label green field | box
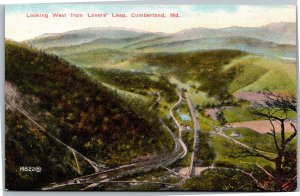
[223,128,297,152]
[223,128,277,153]
[223,107,259,122]
[211,134,275,168]
[223,106,297,123]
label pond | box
[180,114,191,121]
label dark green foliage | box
[217,110,228,125]
[214,161,237,168]
[164,117,178,135]
[5,110,79,190]
[84,67,177,102]
[116,167,166,181]
[134,50,246,102]
[5,40,173,169]
[182,168,259,191]
[196,132,216,166]
[182,132,194,152]
[135,50,246,70]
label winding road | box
[168,92,202,189]
[169,91,188,159]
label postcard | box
[4,3,297,191]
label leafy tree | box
[217,110,227,126]
[226,92,297,191]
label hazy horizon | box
[5,21,294,42]
[5,4,296,41]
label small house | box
[231,131,242,139]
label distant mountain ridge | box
[171,22,296,45]
[24,22,296,59]
[27,27,162,48]
[26,22,296,44]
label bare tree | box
[227,92,297,191]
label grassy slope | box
[211,134,274,168]
[223,128,296,152]
[134,52,296,95]
[60,48,131,67]
[223,128,277,153]
[228,55,296,93]
[223,107,260,123]
[212,126,296,169]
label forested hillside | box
[5,40,174,189]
